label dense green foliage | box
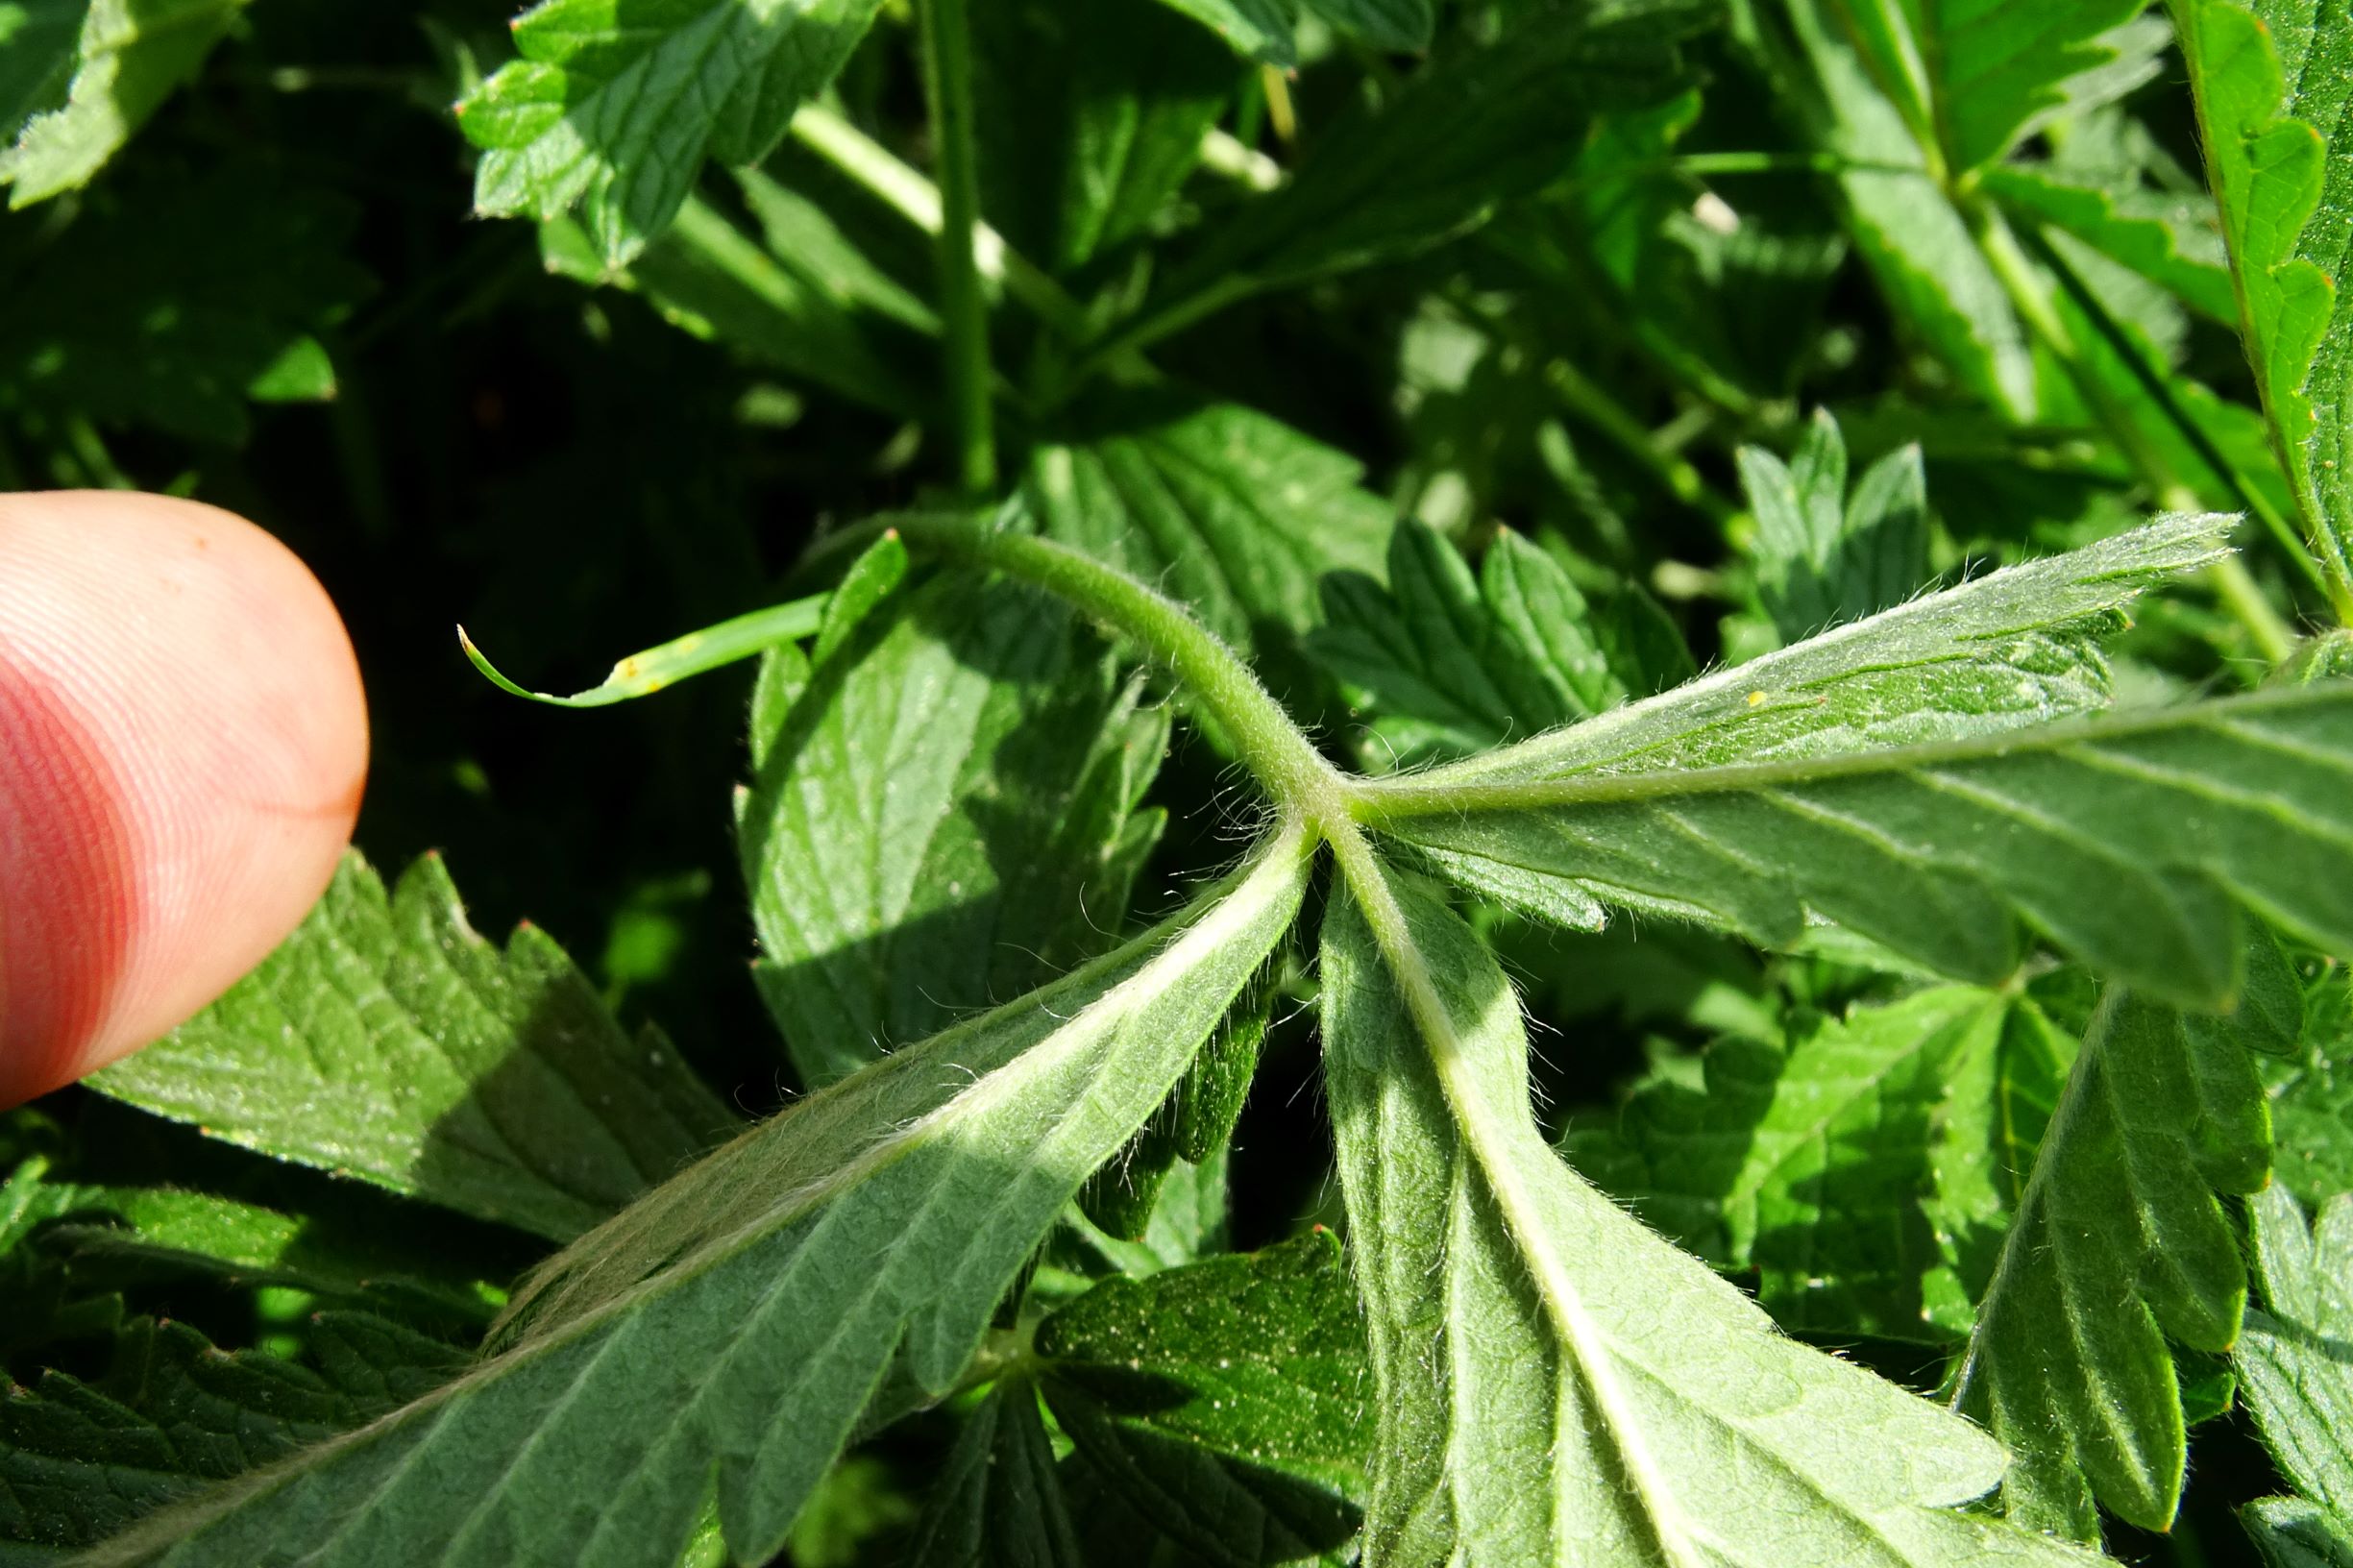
[8,0,2353,1563]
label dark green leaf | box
[1949,936,2295,1535]
[1037,1232,1368,1567]
[1,1313,461,1555]
[456,0,887,265]
[1978,163,2238,324]
[0,165,367,444]
[80,835,1311,1568]
[738,557,1168,1086]
[2267,968,2353,1209]
[88,851,736,1243]
[909,1384,1080,1568]
[1150,0,1296,64]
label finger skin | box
[0,491,367,1105]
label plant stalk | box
[894,517,1350,822]
[916,0,995,499]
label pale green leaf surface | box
[88,851,735,1243]
[908,1384,1081,1568]
[1738,407,1929,642]
[1373,677,2353,1005]
[0,0,246,205]
[1,1314,462,1556]
[455,0,886,265]
[1021,396,1394,676]
[2176,0,2353,591]
[2239,1186,2353,1564]
[1310,525,1623,768]
[1925,0,2151,172]
[1949,941,2294,1535]
[79,835,1311,1568]
[1319,846,2103,1567]
[737,564,1168,1086]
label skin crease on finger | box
[0,491,368,1107]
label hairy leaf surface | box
[456,0,886,265]
[1319,845,2100,1566]
[82,836,1311,1568]
[1949,939,2297,1535]
[88,851,735,1243]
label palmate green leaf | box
[454,0,885,266]
[1738,407,1929,644]
[908,1384,1081,1568]
[1310,525,1624,769]
[972,0,1234,275]
[2266,968,2353,1209]
[2240,1185,2353,1567]
[737,542,1169,1087]
[0,164,367,444]
[1777,0,2038,419]
[1319,844,2103,1567]
[1021,395,1394,695]
[2176,0,2353,593]
[1036,1231,1369,1566]
[88,850,735,1243]
[1566,985,2013,1341]
[82,833,1312,1568]
[1,1313,461,1556]
[1948,936,2297,1536]
[0,0,247,206]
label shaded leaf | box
[737,551,1168,1087]
[909,1384,1080,1568]
[1737,406,1929,643]
[0,165,367,444]
[2266,968,2353,1210]
[89,851,736,1243]
[0,1314,461,1555]
[2238,1185,2353,1566]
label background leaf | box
[87,851,736,1243]
[2238,1184,2353,1566]
[0,0,249,205]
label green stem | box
[2209,554,2299,666]
[895,517,1348,821]
[1543,356,1744,535]
[916,0,995,499]
[789,107,1091,344]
